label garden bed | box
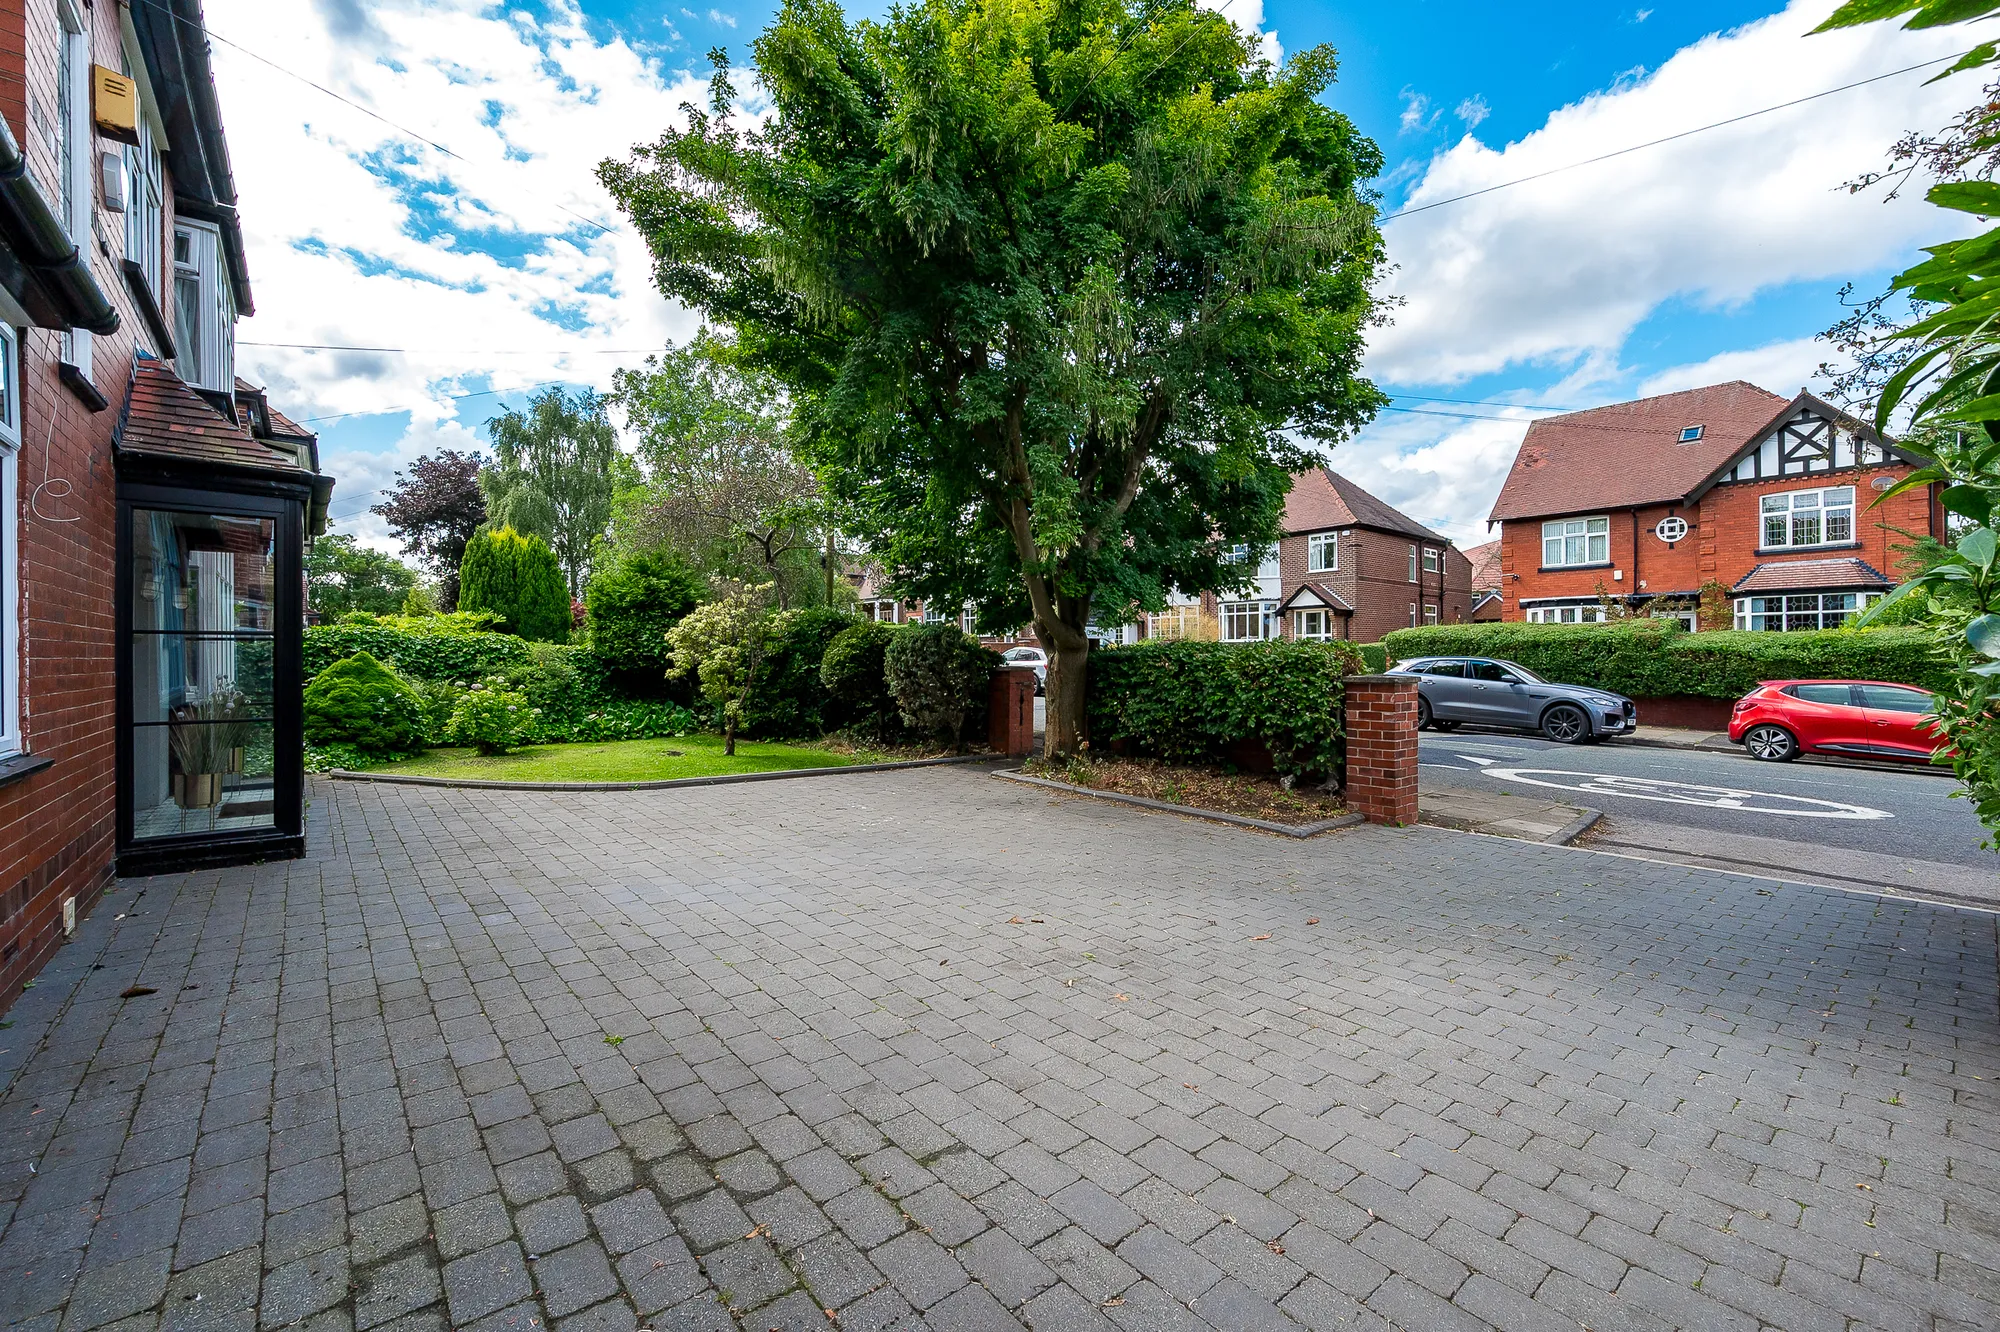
[1022,756,1347,824]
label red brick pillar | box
[1342,674,1420,826]
[989,667,1037,757]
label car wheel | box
[1417,697,1433,731]
[1541,703,1590,744]
[1743,724,1799,762]
[1432,719,1460,732]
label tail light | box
[1732,693,1759,713]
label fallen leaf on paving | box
[1101,1299,1125,1308]
[1267,1241,1286,1255]
[1008,916,1026,924]
[1306,918,1319,925]
[1113,993,1130,1001]
[1183,1082,1199,1090]
[745,1222,771,1238]
[1250,934,1272,941]
[1855,1182,1873,1191]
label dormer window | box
[1678,425,1704,443]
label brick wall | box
[0,0,178,1010]
[1283,528,1470,644]
[1341,674,1418,826]
[1496,463,1940,621]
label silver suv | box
[1390,657,1636,744]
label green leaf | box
[1905,0,2000,29]
[1928,181,2000,217]
[1857,576,1929,624]
[1940,484,1996,524]
[1960,526,1999,570]
[1968,658,2000,676]
[1811,0,1924,31]
[1930,41,2000,80]
[1969,613,2000,657]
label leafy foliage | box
[820,622,906,740]
[459,527,572,642]
[599,0,1387,754]
[613,334,831,608]
[302,652,427,755]
[1383,622,1951,700]
[741,608,859,738]
[482,387,624,598]
[305,613,530,684]
[1086,639,1363,782]
[583,548,708,675]
[446,680,540,756]
[667,583,774,753]
[306,534,418,619]
[883,624,1002,747]
[372,449,487,609]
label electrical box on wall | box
[99,152,127,213]
[92,66,140,147]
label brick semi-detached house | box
[0,0,328,1002]
[1488,381,1939,629]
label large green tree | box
[483,388,622,599]
[601,0,1386,752]
[306,533,418,619]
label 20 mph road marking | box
[1483,769,1894,820]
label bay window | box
[1307,532,1338,572]
[1293,609,1332,641]
[173,221,236,393]
[1525,605,1607,624]
[1541,516,1609,567]
[1221,601,1274,642]
[1760,486,1854,549]
[1734,592,1876,632]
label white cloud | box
[1367,0,1973,387]
[1454,95,1490,129]
[1398,89,1439,136]
[203,0,716,547]
[1636,336,1827,399]
[707,10,737,26]
[1320,406,1552,543]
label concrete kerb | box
[328,752,996,792]
[993,768,1366,838]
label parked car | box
[1729,680,1941,763]
[1391,657,1637,743]
[1000,645,1048,694]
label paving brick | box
[533,1240,620,1318]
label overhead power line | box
[240,341,658,355]
[297,380,570,424]
[1381,52,1962,222]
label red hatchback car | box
[1729,680,1942,763]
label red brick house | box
[1487,382,1937,628]
[1463,539,1502,620]
[0,0,326,999]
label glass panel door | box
[129,508,277,841]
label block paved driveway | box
[2,768,1998,1332]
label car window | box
[1857,684,1932,714]
[1496,661,1544,683]
[1790,683,1856,706]
[1425,661,1465,678]
[1468,661,1511,682]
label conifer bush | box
[302,652,427,755]
[458,527,571,642]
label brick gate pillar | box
[1342,674,1420,826]
[989,667,1038,757]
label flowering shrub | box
[446,680,540,755]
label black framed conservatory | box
[113,360,328,875]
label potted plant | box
[168,685,253,809]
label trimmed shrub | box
[446,680,539,754]
[302,652,426,755]
[305,612,531,683]
[1087,639,1364,782]
[1380,621,1950,699]
[585,550,707,674]
[742,608,860,738]
[458,527,571,642]
[1358,643,1388,673]
[884,623,1002,745]
[821,621,904,739]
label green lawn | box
[359,736,867,784]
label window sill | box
[59,362,108,413]
[1754,542,1861,555]
[1535,562,1614,574]
[0,752,52,789]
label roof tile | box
[1732,557,1893,594]
[1284,467,1446,543]
[119,359,311,475]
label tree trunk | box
[725,713,737,757]
[1042,622,1092,758]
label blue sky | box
[206,0,1971,546]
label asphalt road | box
[1420,729,2000,901]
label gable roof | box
[118,358,313,475]
[1488,381,1790,523]
[1732,557,1893,595]
[1284,466,1447,544]
[1278,581,1355,613]
[1463,539,1501,592]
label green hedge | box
[306,615,532,683]
[1380,622,1950,699]
[1087,639,1364,781]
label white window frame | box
[863,598,899,623]
[1759,486,1856,550]
[959,604,977,636]
[1408,602,1417,627]
[1733,592,1878,632]
[0,325,21,757]
[920,602,949,625]
[1422,547,1440,575]
[1424,604,1439,625]
[1293,609,1332,641]
[1220,600,1274,642]
[123,56,165,314]
[57,2,92,379]
[1541,516,1610,567]
[1407,545,1418,582]
[1525,605,1607,624]
[173,218,235,393]
[1307,532,1338,573]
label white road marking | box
[1483,769,1894,821]
[1458,755,1497,767]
